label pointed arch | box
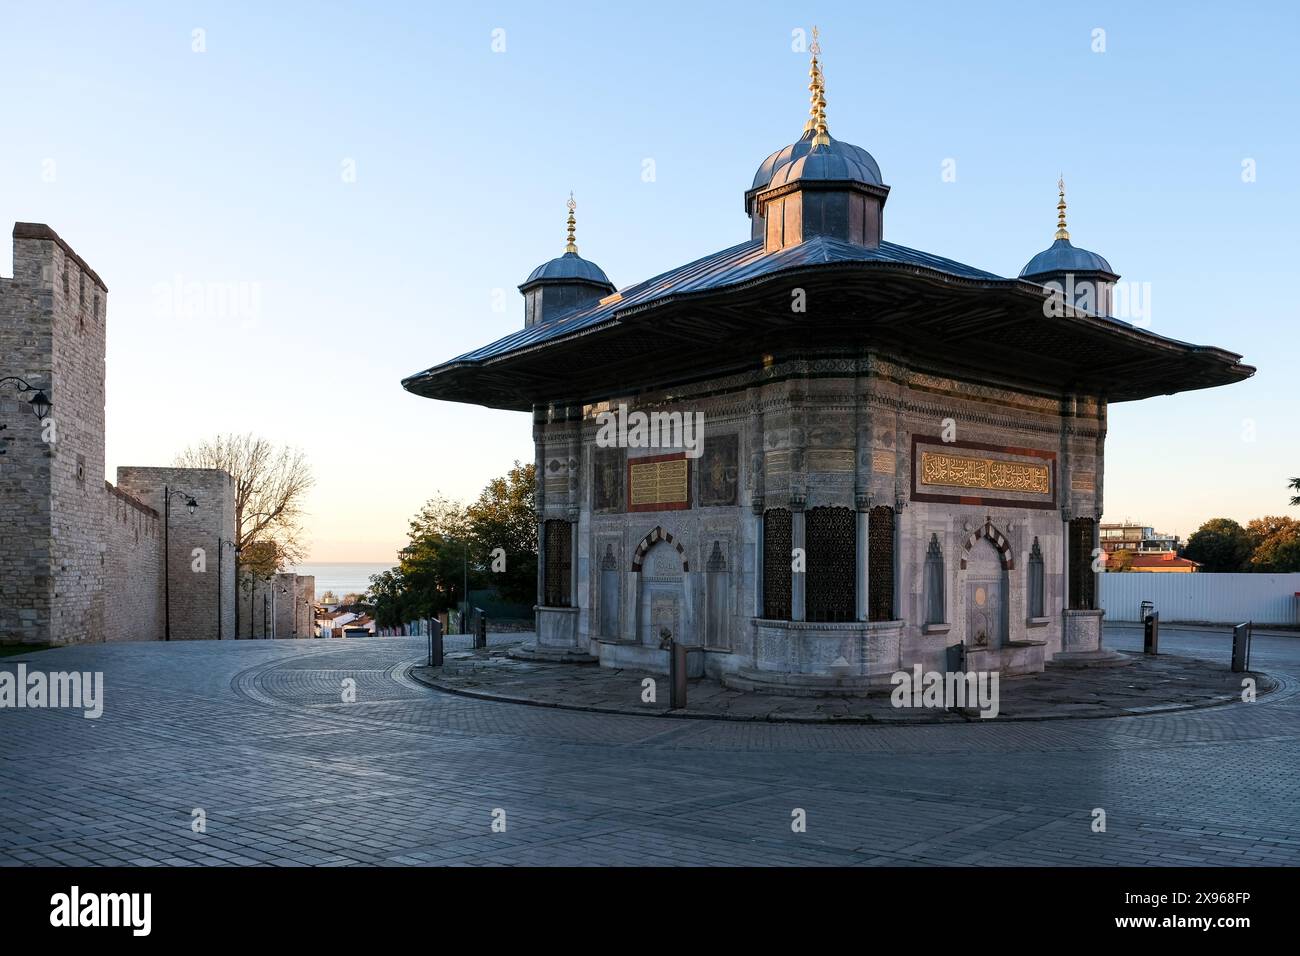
[959,518,1015,571]
[630,525,689,572]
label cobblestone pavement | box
[1,625,1298,866]
[417,638,1274,723]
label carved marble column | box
[748,394,766,619]
[791,494,806,622]
[892,490,906,623]
[753,494,765,618]
[535,516,546,607]
[568,506,580,610]
[853,360,871,622]
[855,492,870,621]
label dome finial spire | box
[565,191,578,254]
[1055,175,1070,241]
[810,26,830,147]
[803,27,821,134]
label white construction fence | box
[1100,572,1300,626]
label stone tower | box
[0,224,108,644]
[114,466,236,642]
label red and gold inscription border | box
[909,436,1058,511]
[627,451,691,513]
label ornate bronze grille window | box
[1028,536,1045,617]
[543,519,572,608]
[868,506,895,622]
[923,533,945,625]
[806,506,856,622]
[762,508,792,620]
[1068,518,1096,610]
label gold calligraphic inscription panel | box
[920,451,1050,495]
[629,458,689,507]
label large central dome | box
[752,129,884,193]
[743,36,891,249]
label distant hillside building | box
[1100,522,1182,555]
[1122,553,1201,573]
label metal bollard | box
[659,628,687,709]
[428,618,444,667]
[1143,610,1159,655]
[1231,621,1252,673]
[475,612,487,650]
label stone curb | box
[403,659,1281,726]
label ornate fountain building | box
[403,38,1252,694]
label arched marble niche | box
[634,537,693,647]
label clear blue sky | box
[2,1,1296,559]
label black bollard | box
[1143,610,1159,655]
[1231,621,1252,673]
[428,618,444,667]
[660,628,687,709]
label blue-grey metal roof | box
[752,132,883,192]
[441,235,1003,367]
[521,251,613,288]
[1020,238,1115,278]
[403,228,1253,410]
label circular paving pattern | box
[1,627,1297,866]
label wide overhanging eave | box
[401,261,1252,410]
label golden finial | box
[804,27,821,134]
[1055,175,1069,241]
[565,192,578,254]
[811,26,830,147]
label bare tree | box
[175,433,314,569]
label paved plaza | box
[1,626,1298,866]
[419,638,1273,723]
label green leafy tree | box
[1289,477,1300,507]
[1247,516,1300,572]
[1183,518,1253,572]
[367,569,408,628]
[400,495,477,618]
[367,464,540,627]
[465,461,536,605]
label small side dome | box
[1019,179,1119,317]
[523,251,613,288]
[519,195,615,329]
[1020,238,1113,279]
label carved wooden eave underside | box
[403,258,1253,412]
